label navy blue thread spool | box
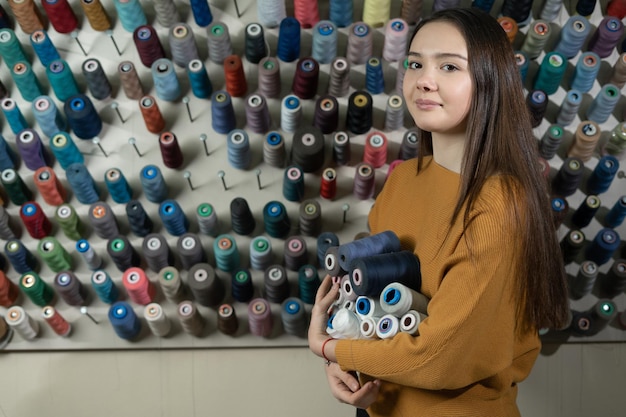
[500,0,533,24]
[587,155,619,195]
[159,200,189,236]
[526,90,548,128]
[317,232,339,268]
[64,94,102,140]
[291,126,325,173]
[338,230,401,272]
[230,197,256,236]
[550,196,569,228]
[126,199,153,237]
[586,228,620,266]
[108,301,142,340]
[597,259,626,298]
[65,162,100,204]
[231,268,254,302]
[554,15,591,59]
[211,90,236,134]
[277,17,301,62]
[350,250,422,297]
[571,195,601,228]
[263,200,291,238]
[282,166,305,202]
[140,164,168,203]
[605,196,626,228]
[365,57,384,94]
[552,157,584,197]
[561,229,586,264]
[5,239,37,274]
[190,0,213,27]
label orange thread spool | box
[42,306,71,336]
[0,270,19,307]
[224,55,247,98]
[139,95,166,134]
[33,167,66,206]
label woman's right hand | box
[325,362,380,409]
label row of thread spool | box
[0,0,620,348]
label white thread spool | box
[144,303,171,337]
[400,310,428,335]
[6,306,39,341]
[380,282,429,316]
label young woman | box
[308,7,570,417]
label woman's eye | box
[408,61,421,70]
[442,64,458,71]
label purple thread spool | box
[15,129,51,171]
[588,16,624,58]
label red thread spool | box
[159,131,184,169]
[20,201,52,239]
[386,160,403,180]
[139,95,166,134]
[320,167,337,200]
[538,157,550,180]
[41,0,78,34]
[608,0,626,19]
[133,25,166,68]
[293,0,320,29]
[0,271,19,307]
[363,131,388,168]
[123,267,156,305]
[224,55,247,97]
[42,306,71,337]
[33,167,66,206]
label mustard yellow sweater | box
[335,157,540,417]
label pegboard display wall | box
[0,0,624,351]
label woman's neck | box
[431,132,466,174]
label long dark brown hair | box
[411,7,569,332]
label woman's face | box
[402,21,473,136]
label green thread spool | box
[534,51,567,95]
[1,169,32,205]
[38,236,72,272]
[19,272,54,306]
[55,204,83,240]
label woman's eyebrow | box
[407,51,468,61]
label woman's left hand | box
[308,275,340,358]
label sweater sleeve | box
[336,181,534,391]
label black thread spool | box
[230,197,255,235]
[346,91,373,135]
[133,24,165,68]
[107,236,140,272]
[324,246,345,277]
[299,199,322,237]
[177,233,206,270]
[142,233,174,272]
[526,90,548,128]
[292,57,319,99]
[552,157,585,197]
[126,199,153,237]
[313,95,339,134]
[264,264,290,303]
[501,0,533,23]
[82,58,112,100]
[291,126,325,173]
[188,263,225,307]
[587,299,619,335]
[597,259,626,298]
[244,23,266,64]
[569,260,598,300]
[561,229,586,264]
[217,303,239,335]
[571,195,601,228]
[570,310,593,336]
[349,250,422,297]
